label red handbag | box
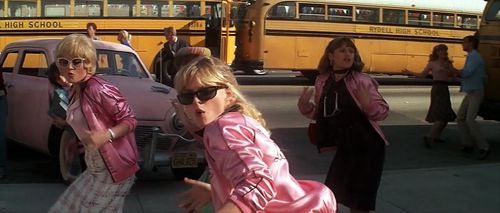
[308,122,317,145]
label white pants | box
[457,90,488,150]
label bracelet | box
[108,128,116,143]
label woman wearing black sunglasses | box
[298,37,389,213]
[173,56,336,213]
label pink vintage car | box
[0,38,205,181]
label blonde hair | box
[119,30,132,42]
[174,56,267,129]
[55,34,97,74]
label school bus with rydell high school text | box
[230,0,486,78]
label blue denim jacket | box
[460,50,487,92]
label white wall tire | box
[59,130,83,184]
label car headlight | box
[170,112,187,136]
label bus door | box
[205,2,223,58]
[205,1,237,63]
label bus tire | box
[245,69,268,75]
[301,70,319,82]
[59,130,84,184]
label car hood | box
[100,76,176,121]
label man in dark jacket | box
[159,27,190,86]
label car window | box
[96,50,148,78]
[0,51,19,73]
[19,51,49,77]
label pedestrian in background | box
[403,44,458,148]
[457,35,489,160]
[298,37,389,213]
[158,26,190,86]
[49,34,138,212]
[117,30,133,49]
[86,22,100,41]
[174,56,336,213]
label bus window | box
[327,5,352,22]
[408,10,430,26]
[299,3,325,21]
[132,1,164,17]
[433,13,454,27]
[268,1,296,19]
[107,0,131,17]
[161,4,169,17]
[355,7,379,23]
[457,15,478,29]
[0,0,4,17]
[383,9,405,24]
[43,0,71,17]
[485,0,500,21]
[74,0,103,17]
[172,1,201,18]
[7,0,37,17]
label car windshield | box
[95,50,148,78]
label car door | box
[2,49,52,152]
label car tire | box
[171,165,206,181]
[59,130,84,184]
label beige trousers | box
[457,90,489,150]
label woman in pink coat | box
[174,56,336,213]
[298,37,389,213]
[49,34,138,212]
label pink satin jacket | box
[298,72,389,146]
[80,76,139,183]
[203,112,336,212]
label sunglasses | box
[323,92,341,118]
[56,57,85,68]
[177,86,228,105]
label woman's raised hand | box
[298,87,314,107]
[177,177,212,213]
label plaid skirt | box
[425,81,457,123]
[48,149,135,213]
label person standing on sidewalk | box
[403,44,458,148]
[49,34,139,212]
[0,65,7,179]
[457,35,489,160]
[298,37,389,213]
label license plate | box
[171,152,198,168]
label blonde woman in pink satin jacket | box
[173,56,336,213]
[298,37,389,213]
[49,34,138,212]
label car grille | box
[135,126,173,151]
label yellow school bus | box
[0,0,237,75]
[231,0,486,77]
[478,0,500,121]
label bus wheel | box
[301,70,319,81]
[245,69,268,75]
[59,130,84,184]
